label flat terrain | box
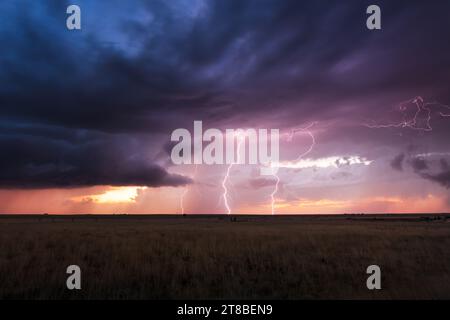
[0,214,449,299]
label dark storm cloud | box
[410,157,428,172]
[1,0,450,188]
[0,130,191,188]
[420,158,450,189]
[391,153,405,171]
[420,171,450,189]
[2,0,450,131]
[440,158,449,171]
[402,155,450,190]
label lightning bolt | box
[180,188,188,214]
[180,164,198,214]
[269,122,317,215]
[269,174,280,215]
[365,96,450,132]
[222,133,244,215]
[289,122,317,161]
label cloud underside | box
[390,153,450,189]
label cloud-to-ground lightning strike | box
[365,96,450,131]
[180,188,188,214]
[222,134,245,215]
[270,174,280,215]
[180,164,198,214]
[269,122,317,215]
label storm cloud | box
[0,129,191,188]
[1,0,450,190]
[391,153,405,171]
[420,171,450,189]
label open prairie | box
[0,214,449,299]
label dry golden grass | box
[0,215,449,299]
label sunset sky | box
[1,0,450,214]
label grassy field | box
[0,214,449,299]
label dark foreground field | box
[0,214,449,299]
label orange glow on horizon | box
[238,194,450,214]
[71,186,145,204]
[0,187,448,215]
